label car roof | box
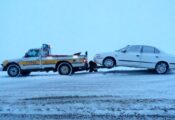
[128,45,156,48]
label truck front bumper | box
[0,67,2,71]
[0,64,5,71]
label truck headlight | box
[2,60,8,67]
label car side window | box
[142,46,155,54]
[126,45,141,53]
[26,49,40,57]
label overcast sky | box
[0,0,175,62]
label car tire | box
[103,57,116,68]
[7,64,21,77]
[58,62,73,75]
[21,71,31,76]
[155,62,168,74]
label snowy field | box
[0,68,175,120]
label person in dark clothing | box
[89,61,98,72]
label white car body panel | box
[116,52,141,67]
[139,53,160,68]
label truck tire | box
[21,71,31,76]
[57,62,73,75]
[7,64,21,77]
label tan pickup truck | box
[1,44,88,77]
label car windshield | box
[116,46,129,52]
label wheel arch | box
[5,62,21,71]
[155,61,169,69]
[55,61,73,70]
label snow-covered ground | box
[0,68,175,120]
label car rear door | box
[117,45,142,67]
[140,46,160,68]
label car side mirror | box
[121,50,127,53]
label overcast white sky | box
[0,0,175,62]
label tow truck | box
[1,44,88,77]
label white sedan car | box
[94,45,175,74]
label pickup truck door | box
[20,49,42,70]
[117,45,142,67]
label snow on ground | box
[0,67,175,120]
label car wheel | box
[103,57,115,68]
[21,71,31,76]
[155,62,168,74]
[7,64,21,77]
[58,62,73,75]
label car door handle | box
[155,56,159,58]
[136,55,140,57]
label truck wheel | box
[21,71,31,76]
[7,64,21,77]
[103,57,116,68]
[58,62,73,75]
[155,62,168,74]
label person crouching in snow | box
[89,61,98,72]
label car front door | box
[117,45,142,67]
[20,49,42,70]
[140,46,160,68]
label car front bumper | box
[93,57,104,65]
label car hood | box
[95,51,116,58]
